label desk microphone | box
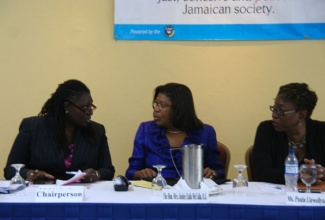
[114,175,130,191]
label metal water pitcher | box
[182,144,204,189]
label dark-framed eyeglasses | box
[269,106,296,116]
[70,102,97,113]
[152,101,171,110]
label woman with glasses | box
[4,79,115,183]
[125,83,224,182]
[253,82,325,184]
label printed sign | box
[161,189,210,203]
[286,192,325,206]
[35,186,84,202]
[114,0,325,40]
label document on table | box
[0,180,11,194]
[0,180,27,194]
[131,180,152,189]
[56,170,86,186]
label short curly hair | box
[278,83,318,118]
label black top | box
[4,116,115,180]
[252,118,325,184]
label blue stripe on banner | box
[114,23,325,41]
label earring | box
[299,121,302,126]
[65,110,69,114]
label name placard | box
[35,186,84,202]
[161,189,210,203]
[286,192,325,206]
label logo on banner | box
[164,25,175,38]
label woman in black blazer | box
[4,79,115,182]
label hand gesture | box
[133,168,157,180]
[203,167,218,179]
[304,158,325,182]
[81,168,100,183]
[26,169,55,182]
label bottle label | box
[285,165,298,174]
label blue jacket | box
[126,120,224,180]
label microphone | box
[113,175,130,191]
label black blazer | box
[4,116,115,180]
[253,118,325,184]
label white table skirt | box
[0,180,293,205]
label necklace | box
[166,129,183,134]
[288,136,306,149]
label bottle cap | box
[289,149,295,154]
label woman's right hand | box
[133,168,157,180]
[26,169,55,182]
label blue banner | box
[114,23,325,41]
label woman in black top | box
[4,79,115,183]
[253,83,325,184]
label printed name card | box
[286,192,325,206]
[35,185,84,202]
[161,189,210,203]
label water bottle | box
[284,149,298,192]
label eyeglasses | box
[70,102,97,113]
[269,106,296,116]
[152,101,171,110]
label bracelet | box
[210,171,217,179]
[95,171,100,180]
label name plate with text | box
[35,186,84,202]
[161,189,210,203]
[286,192,325,206]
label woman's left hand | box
[203,167,218,179]
[304,158,325,182]
[81,168,100,183]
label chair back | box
[245,146,255,181]
[217,141,231,179]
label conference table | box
[0,180,324,220]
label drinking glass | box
[10,164,26,193]
[300,164,317,193]
[152,165,167,190]
[233,165,248,188]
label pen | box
[263,184,282,190]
